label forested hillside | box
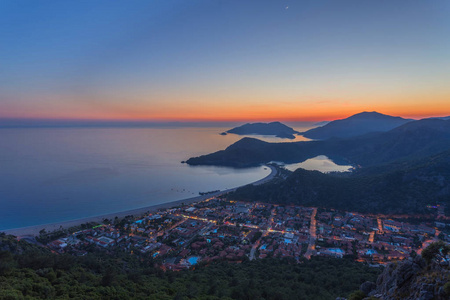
[0,233,379,300]
[227,150,450,215]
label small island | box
[223,121,300,139]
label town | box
[43,198,449,271]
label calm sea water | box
[0,126,346,230]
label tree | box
[421,241,450,265]
[348,290,365,300]
[444,282,450,296]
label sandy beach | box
[3,165,277,238]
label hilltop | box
[302,111,412,139]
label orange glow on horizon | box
[2,93,450,123]
[3,109,450,123]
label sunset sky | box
[1,0,450,122]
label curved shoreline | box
[2,165,277,238]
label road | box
[368,231,375,243]
[304,207,317,259]
[249,238,261,261]
[249,207,275,260]
[377,218,383,234]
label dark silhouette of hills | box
[428,115,450,120]
[224,122,300,139]
[187,117,450,214]
[187,138,310,167]
[187,118,450,168]
[302,111,412,139]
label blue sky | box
[1,0,449,121]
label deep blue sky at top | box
[1,0,449,121]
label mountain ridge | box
[302,111,413,140]
[187,118,450,168]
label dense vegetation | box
[0,233,380,299]
[227,150,450,214]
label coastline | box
[3,165,277,238]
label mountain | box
[426,116,450,121]
[186,137,316,167]
[323,118,450,166]
[187,119,450,168]
[224,122,300,139]
[302,111,412,139]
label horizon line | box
[0,111,449,128]
[0,118,320,129]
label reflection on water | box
[227,134,311,143]
[284,155,353,173]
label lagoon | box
[284,155,353,173]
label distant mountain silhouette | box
[186,119,450,168]
[302,111,412,139]
[323,118,450,166]
[224,122,299,139]
[427,116,450,121]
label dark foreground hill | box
[224,121,300,139]
[347,242,450,300]
[187,118,450,168]
[301,111,412,139]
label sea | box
[0,125,351,230]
